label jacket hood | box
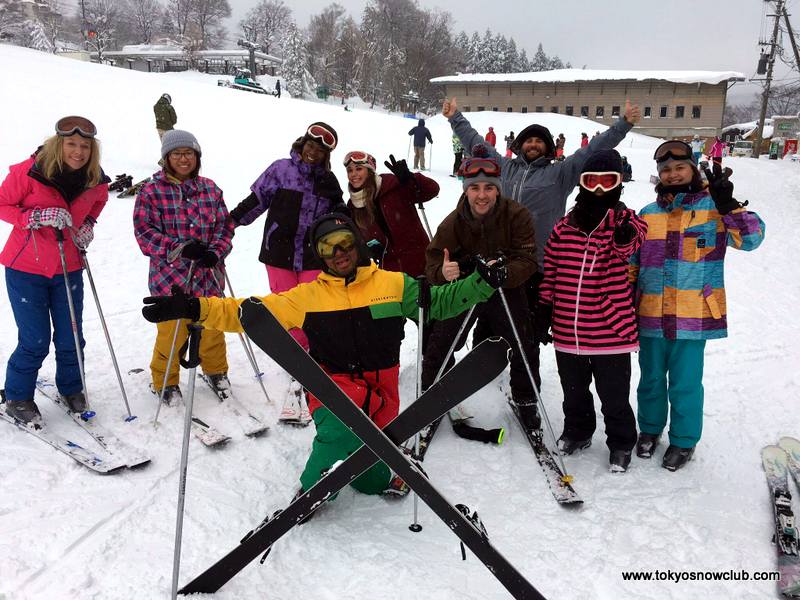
[418,119,425,126]
[308,212,371,277]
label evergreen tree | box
[280,21,311,98]
[531,42,549,71]
[24,19,54,51]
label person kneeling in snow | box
[630,140,765,472]
[141,213,506,496]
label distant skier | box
[690,134,704,164]
[452,133,463,176]
[153,93,177,141]
[555,133,566,161]
[408,118,432,170]
[630,140,765,471]
[142,213,507,497]
[0,115,109,425]
[274,79,281,98]
[580,132,589,148]
[621,156,633,182]
[710,136,725,166]
[504,131,515,158]
[485,127,496,147]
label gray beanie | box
[161,129,201,158]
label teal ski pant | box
[637,337,706,448]
[300,407,392,495]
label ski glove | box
[72,216,96,249]
[142,285,200,323]
[181,239,208,260]
[534,303,553,345]
[384,154,413,186]
[229,191,258,225]
[703,163,741,215]
[25,207,72,230]
[475,256,508,289]
[198,250,218,268]
[613,212,636,245]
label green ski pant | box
[637,337,706,448]
[300,407,392,495]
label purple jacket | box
[133,171,234,297]
[235,151,344,271]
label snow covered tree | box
[239,0,290,55]
[306,3,347,88]
[0,0,26,42]
[122,0,163,44]
[82,0,121,61]
[280,21,311,98]
[22,19,54,51]
[530,43,549,71]
[166,0,192,38]
[191,0,229,49]
[452,30,470,73]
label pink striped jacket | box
[539,205,647,355]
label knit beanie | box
[582,149,623,175]
[303,121,338,151]
[512,123,556,156]
[308,213,370,274]
[460,144,502,192]
[161,130,201,158]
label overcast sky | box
[225,0,800,104]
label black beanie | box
[512,124,555,157]
[308,213,371,273]
[582,149,623,174]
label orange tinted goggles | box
[579,171,621,192]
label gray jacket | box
[450,112,633,268]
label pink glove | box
[72,218,95,249]
[25,207,73,230]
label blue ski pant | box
[636,337,706,448]
[4,267,85,402]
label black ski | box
[178,307,519,596]
[180,298,543,598]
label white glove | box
[26,207,73,230]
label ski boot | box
[557,436,592,456]
[151,384,183,406]
[662,445,694,472]
[514,398,540,431]
[205,373,232,399]
[62,392,87,413]
[5,399,42,427]
[609,449,632,473]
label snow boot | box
[609,449,632,473]
[557,436,592,456]
[5,399,42,426]
[383,474,410,497]
[636,432,660,459]
[514,398,541,431]
[661,445,694,472]
[62,392,87,413]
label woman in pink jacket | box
[710,137,725,166]
[0,116,109,425]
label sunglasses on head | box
[343,150,376,170]
[579,171,622,193]
[458,158,501,178]
[307,124,337,150]
[56,115,97,139]
[653,140,693,163]
[316,229,356,259]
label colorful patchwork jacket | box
[133,171,234,297]
[629,190,764,340]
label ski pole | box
[54,229,90,410]
[80,249,135,421]
[411,178,433,241]
[496,286,571,480]
[407,137,412,163]
[171,322,202,600]
[153,262,196,428]
[410,275,430,533]
[224,271,272,404]
[427,142,433,172]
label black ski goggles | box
[56,115,97,139]
[653,140,694,163]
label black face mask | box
[573,186,621,232]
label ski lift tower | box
[237,38,260,75]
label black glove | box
[229,191,259,224]
[534,303,553,345]
[384,154,413,186]
[703,163,740,215]
[142,285,200,323]
[198,250,218,268]
[475,256,508,289]
[613,212,636,245]
[181,239,207,260]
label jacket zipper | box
[567,216,606,354]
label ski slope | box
[0,44,797,600]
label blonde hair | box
[351,176,379,231]
[37,134,102,188]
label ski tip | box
[124,415,138,422]
[80,410,96,421]
[496,428,506,445]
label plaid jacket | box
[133,171,234,297]
[629,190,765,340]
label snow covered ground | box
[0,44,797,599]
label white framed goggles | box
[579,171,622,193]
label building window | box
[507,107,513,112]
[550,106,558,113]
[521,106,528,113]
[535,106,543,112]
[492,107,498,112]
[463,106,471,112]
[692,105,702,119]
[595,106,605,118]
[659,105,668,118]
[611,105,620,118]
[477,106,485,112]
[675,105,685,119]
[644,106,652,118]
[580,106,589,117]
[565,105,574,116]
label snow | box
[0,43,797,599]
[430,68,746,86]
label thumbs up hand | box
[441,248,460,282]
